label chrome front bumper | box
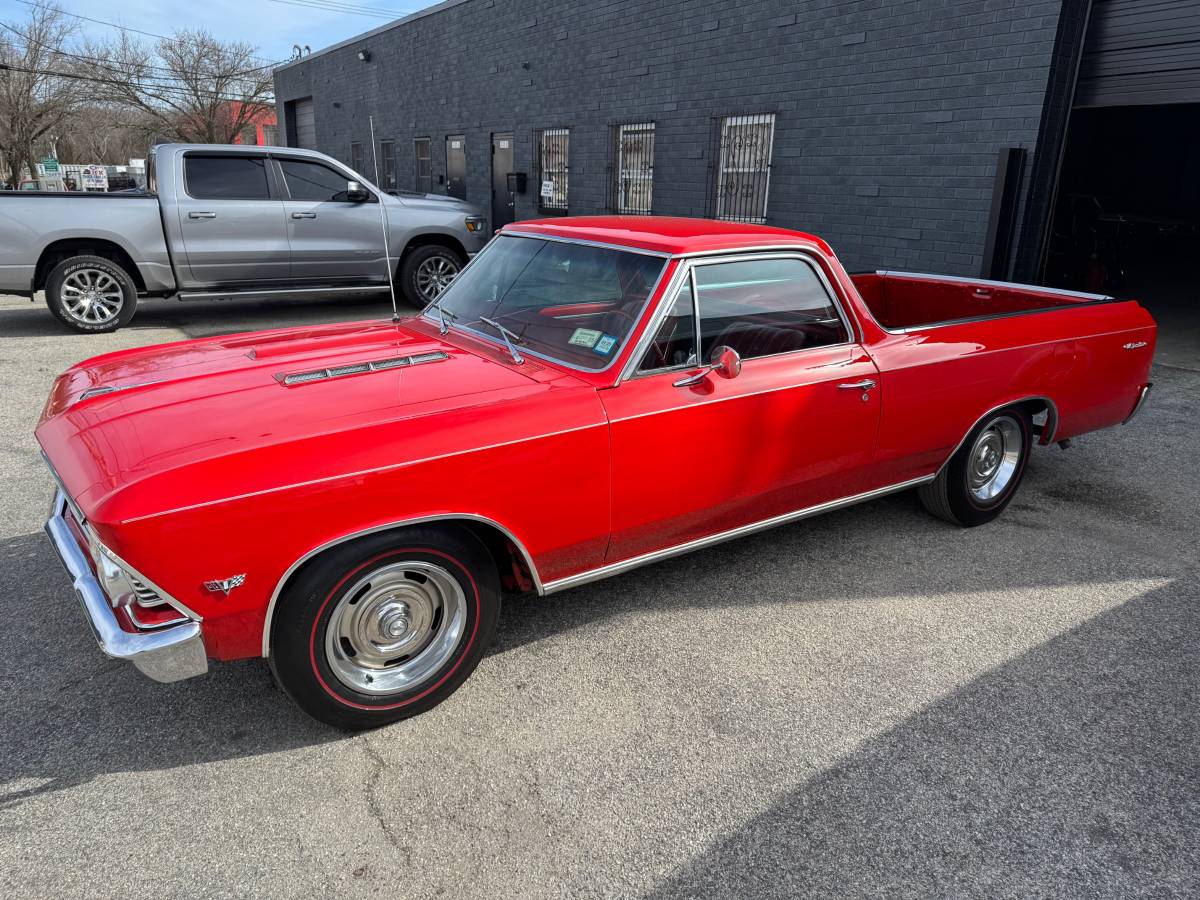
[45,492,208,683]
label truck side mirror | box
[345,180,369,202]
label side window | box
[637,281,697,373]
[184,155,270,200]
[278,158,366,202]
[695,257,848,361]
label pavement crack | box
[359,735,411,861]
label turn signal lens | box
[465,216,486,233]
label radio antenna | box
[369,115,401,323]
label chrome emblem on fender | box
[203,574,246,596]
[1122,341,1148,350]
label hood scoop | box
[276,350,448,387]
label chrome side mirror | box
[709,345,741,379]
[672,345,742,388]
[345,180,369,202]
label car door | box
[176,152,290,285]
[273,154,388,284]
[599,252,882,563]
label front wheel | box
[270,527,500,730]
[918,409,1031,527]
[398,245,465,307]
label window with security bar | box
[535,127,570,214]
[350,142,364,178]
[709,113,776,224]
[610,122,655,214]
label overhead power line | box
[0,21,274,82]
[0,61,275,104]
[266,0,401,20]
[10,0,286,68]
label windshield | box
[425,234,666,371]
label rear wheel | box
[270,527,500,730]
[45,254,138,334]
[919,409,1031,527]
[398,245,464,307]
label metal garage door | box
[292,98,316,149]
[1076,0,1200,107]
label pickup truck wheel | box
[270,527,500,730]
[919,409,1031,527]
[45,255,138,333]
[399,245,464,307]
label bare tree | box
[0,4,81,186]
[57,104,154,164]
[84,29,274,145]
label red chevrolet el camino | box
[38,217,1155,728]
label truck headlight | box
[465,216,487,233]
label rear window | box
[184,155,270,200]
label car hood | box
[36,317,579,526]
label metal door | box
[292,98,316,149]
[446,135,466,200]
[491,132,515,230]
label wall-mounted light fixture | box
[357,49,371,62]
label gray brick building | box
[274,0,1200,298]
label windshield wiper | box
[426,297,457,334]
[478,316,525,365]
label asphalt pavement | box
[0,292,1196,898]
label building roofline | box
[274,0,474,72]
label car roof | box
[502,216,833,257]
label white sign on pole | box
[81,165,109,191]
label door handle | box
[291,212,317,219]
[188,211,216,219]
[837,379,877,390]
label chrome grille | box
[130,576,165,608]
[278,351,448,386]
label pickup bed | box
[36,216,1155,728]
[0,144,488,333]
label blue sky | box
[0,0,435,67]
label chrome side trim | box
[935,396,1060,473]
[874,270,1113,302]
[541,475,935,595]
[1123,383,1152,425]
[260,513,544,657]
[176,285,390,302]
[45,492,208,683]
[861,271,1119,336]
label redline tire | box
[45,255,138,334]
[269,527,500,730]
[919,408,1032,527]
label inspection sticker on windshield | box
[593,334,618,355]
[568,328,602,348]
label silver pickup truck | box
[0,144,488,333]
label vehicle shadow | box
[0,292,404,341]
[641,572,1200,898]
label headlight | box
[465,216,487,233]
[89,537,138,608]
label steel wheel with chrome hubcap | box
[45,254,138,334]
[270,527,500,730]
[325,561,468,696]
[919,408,1032,526]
